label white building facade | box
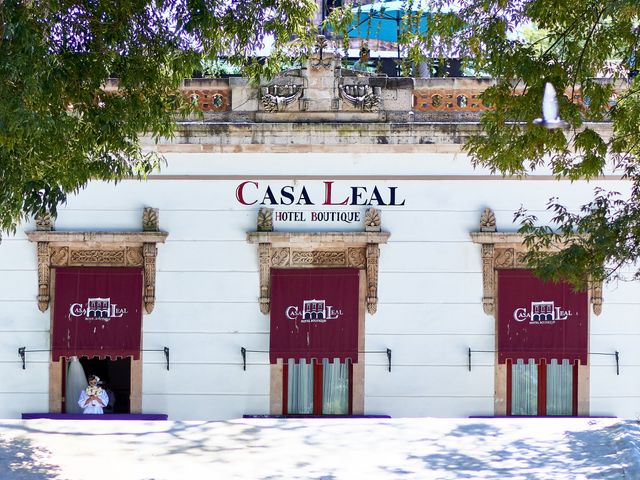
[0,51,636,420]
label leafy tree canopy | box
[331,0,640,286]
[3,0,640,288]
[0,0,315,236]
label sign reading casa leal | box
[236,181,406,207]
[286,299,344,324]
[69,297,128,322]
[513,301,574,325]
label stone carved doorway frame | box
[26,209,168,414]
[471,208,602,416]
[247,208,389,415]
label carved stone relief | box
[480,208,496,232]
[143,243,158,314]
[70,249,125,266]
[347,248,367,268]
[364,208,381,232]
[261,84,304,112]
[259,243,271,314]
[50,246,69,267]
[494,248,515,268]
[481,244,495,315]
[35,213,54,231]
[258,208,274,232]
[365,243,380,315]
[37,242,50,313]
[271,248,290,267]
[143,207,160,232]
[338,85,380,112]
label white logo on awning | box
[285,299,344,324]
[513,301,572,325]
[69,297,127,322]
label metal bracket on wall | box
[362,349,392,372]
[17,347,50,370]
[590,351,620,375]
[468,347,495,372]
[240,347,269,371]
[143,347,170,371]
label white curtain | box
[511,359,538,416]
[547,359,573,416]
[65,356,87,414]
[322,358,349,415]
[287,359,313,414]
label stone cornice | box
[247,231,390,246]
[469,232,525,245]
[26,231,168,245]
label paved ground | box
[1,417,639,479]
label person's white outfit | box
[78,386,109,414]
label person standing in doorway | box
[78,374,109,414]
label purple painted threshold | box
[22,413,167,420]
[243,415,391,419]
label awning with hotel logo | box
[498,269,588,364]
[269,268,359,364]
[52,267,144,360]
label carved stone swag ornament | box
[27,207,168,314]
[338,84,381,112]
[256,34,385,114]
[247,207,389,315]
[261,84,304,113]
[470,207,603,316]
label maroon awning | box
[52,267,143,361]
[498,269,588,364]
[270,268,359,364]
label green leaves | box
[0,0,317,236]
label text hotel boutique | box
[1,51,638,420]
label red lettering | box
[235,181,258,205]
[323,181,349,205]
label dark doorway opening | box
[64,357,132,414]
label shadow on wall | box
[0,437,59,479]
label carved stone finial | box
[143,208,160,232]
[338,84,380,112]
[35,212,54,231]
[261,84,303,112]
[315,34,328,58]
[257,208,274,232]
[364,208,381,232]
[480,208,496,232]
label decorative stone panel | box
[414,89,489,113]
[184,89,230,112]
[470,208,603,316]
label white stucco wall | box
[0,150,638,419]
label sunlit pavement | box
[1,417,639,479]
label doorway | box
[64,357,132,413]
[506,359,578,416]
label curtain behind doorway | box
[511,359,538,416]
[65,357,87,414]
